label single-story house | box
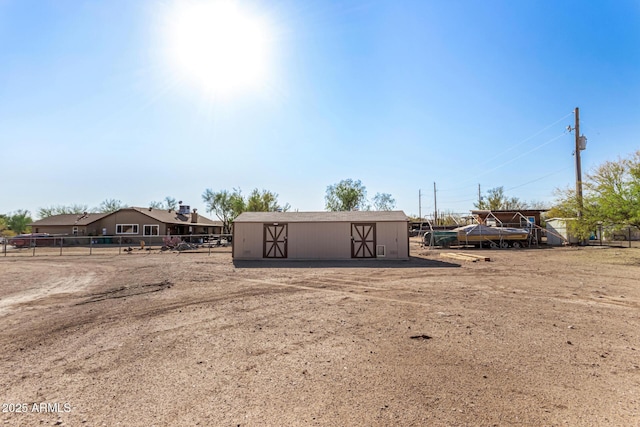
[30,205,223,240]
[233,210,410,260]
[30,212,111,237]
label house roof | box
[30,213,110,226]
[234,210,409,223]
[30,208,222,227]
[127,207,222,227]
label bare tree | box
[372,193,396,211]
[98,199,127,213]
[38,204,91,218]
[149,196,178,210]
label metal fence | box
[587,225,640,248]
[1,234,233,257]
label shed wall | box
[546,219,578,245]
[288,222,351,259]
[233,222,264,259]
[375,221,409,259]
[233,220,409,260]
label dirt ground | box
[1,240,639,426]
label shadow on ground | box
[233,256,460,269]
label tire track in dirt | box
[75,280,173,305]
[243,277,436,308]
[0,273,97,316]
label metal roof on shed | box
[234,210,409,223]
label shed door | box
[351,223,376,258]
[263,223,288,258]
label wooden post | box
[433,182,438,226]
[575,107,583,217]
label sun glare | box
[165,0,271,97]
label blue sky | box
[1,0,639,219]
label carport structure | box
[232,211,410,260]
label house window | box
[72,226,78,236]
[520,217,536,227]
[143,225,159,236]
[116,224,139,234]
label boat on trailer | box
[454,224,531,248]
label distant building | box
[30,206,222,239]
[545,218,578,245]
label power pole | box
[433,182,438,226]
[418,189,422,220]
[574,107,583,217]
[478,184,481,208]
[568,107,587,222]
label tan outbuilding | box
[232,211,410,260]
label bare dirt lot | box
[1,241,639,426]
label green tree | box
[325,179,367,211]
[38,204,91,218]
[372,192,396,211]
[475,187,528,210]
[0,215,8,236]
[246,189,290,212]
[7,210,33,234]
[550,150,640,238]
[98,199,127,213]
[586,152,640,228]
[202,188,245,234]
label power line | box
[436,166,572,207]
[439,111,573,192]
[477,111,574,167]
[504,166,572,192]
[473,132,566,180]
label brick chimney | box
[191,208,198,223]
